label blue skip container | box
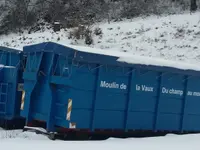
[21,42,200,133]
[0,47,24,123]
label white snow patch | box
[0,129,49,140]
[0,64,16,68]
[15,131,49,140]
[57,42,200,71]
[0,64,16,69]
[0,129,22,139]
[24,126,48,133]
[118,55,200,71]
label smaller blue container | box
[0,47,24,121]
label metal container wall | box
[21,42,200,133]
[0,47,23,120]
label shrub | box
[94,27,103,36]
[69,25,94,45]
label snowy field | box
[0,128,200,150]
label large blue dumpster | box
[0,46,24,122]
[21,42,200,133]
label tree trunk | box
[190,0,197,12]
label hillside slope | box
[1,12,200,65]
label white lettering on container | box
[100,81,127,90]
[187,91,200,97]
[136,84,154,92]
[100,81,200,97]
[161,87,183,96]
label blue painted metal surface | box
[0,47,23,120]
[21,42,200,133]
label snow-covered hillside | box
[1,12,200,66]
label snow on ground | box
[1,127,200,150]
[0,129,200,150]
[0,129,49,140]
[92,12,200,64]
